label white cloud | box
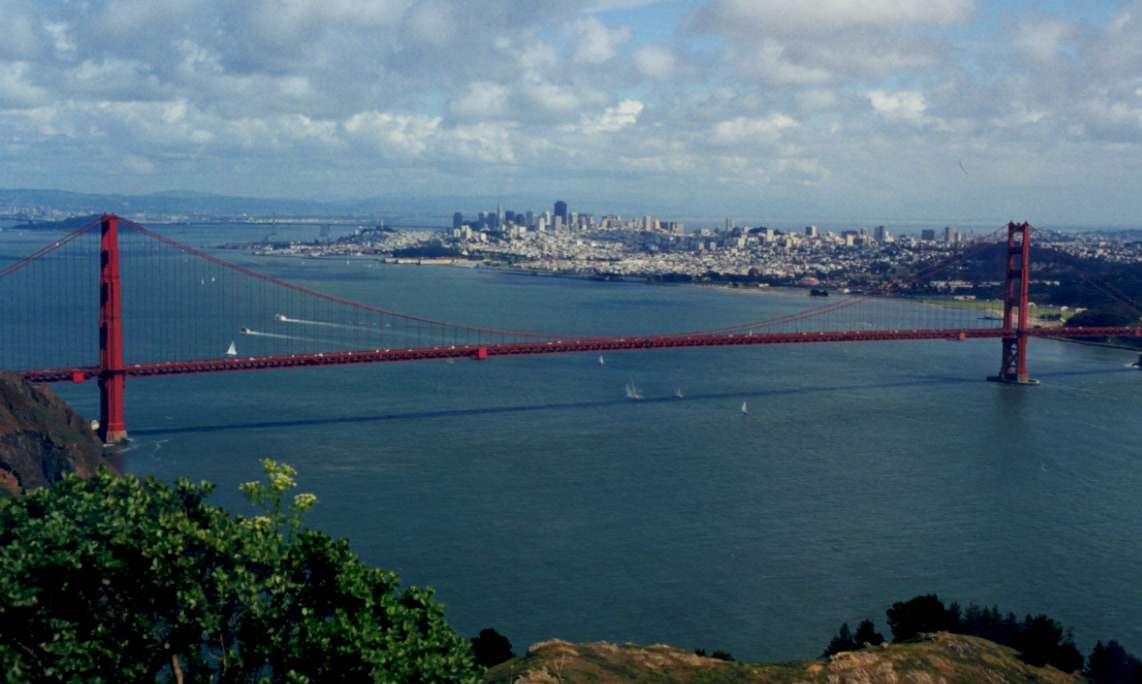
[693,0,974,37]
[735,41,832,85]
[569,16,632,64]
[711,114,798,144]
[124,155,156,174]
[0,62,49,107]
[868,90,929,125]
[576,99,644,133]
[344,111,440,158]
[796,89,838,113]
[450,81,511,119]
[633,46,676,79]
[1013,18,1074,63]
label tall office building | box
[944,225,958,244]
[874,225,890,243]
[554,200,568,224]
[452,212,463,229]
[921,229,936,241]
[805,225,818,238]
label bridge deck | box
[17,326,1142,383]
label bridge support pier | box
[98,214,128,444]
[988,221,1039,385]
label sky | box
[2,0,1142,225]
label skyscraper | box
[452,212,463,229]
[944,225,958,244]
[554,200,568,223]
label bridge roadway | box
[18,326,1142,384]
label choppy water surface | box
[4,223,1140,660]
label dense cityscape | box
[230,199,1142,293]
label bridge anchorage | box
[4,214,1140,446]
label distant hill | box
[9,213,102,231]
[0,187,688,226]
[0,373,108,495]
[484,633,1085,683]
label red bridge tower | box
[98,214,128,443]
[989,221,1039,385]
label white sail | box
[674,387,684,399]
[226,341,237,356]
[740,401,748,415]
[598,354,605,366]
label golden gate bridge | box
[1,216,1139,444]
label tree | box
[471,628,514,668]
[822,623,859,657]
[0,462,479,683]
[854,619,885,647]
[886,594,959,642]
[1015,615,1082,672]
[1086,641,1142,684]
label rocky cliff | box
[484,632,1086,683]
[0,373,107,495]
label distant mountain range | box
[0,187,660,227]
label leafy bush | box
[0,461,479,683]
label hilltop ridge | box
[484,632,1086,683]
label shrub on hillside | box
[0,461,479,683]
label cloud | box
[692,0,974,37]
[1013,18,1074,63]
[569,16,632,64]
[575,99,644,133]
[710,114,798,145]
[449,81,511,119]
[633,46,676,79]
[867,90,930,125]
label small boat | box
[597,354,605,367]
[674,387,684,399]
[740,400,749,415]
[226,341,238,356]
[625,382,641,400]
[240,327,253,334]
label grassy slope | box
[484,632,1086,683]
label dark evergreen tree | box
[822,623,859,657]
[470,628,515,668]
[1086,640,1142,684]
[855,619,886,646]
[886,594,959,641]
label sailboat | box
[597,354,605,367]
[226,341,237,356]
[625,381,641,400]
[674,387,684,399]
[740,400,749,415]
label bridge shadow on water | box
[128,367,1134,437]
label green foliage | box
[0,461,479,683]
[470,628,514,668]
[1065,303,1141,329]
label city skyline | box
[2,1,1142,224]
